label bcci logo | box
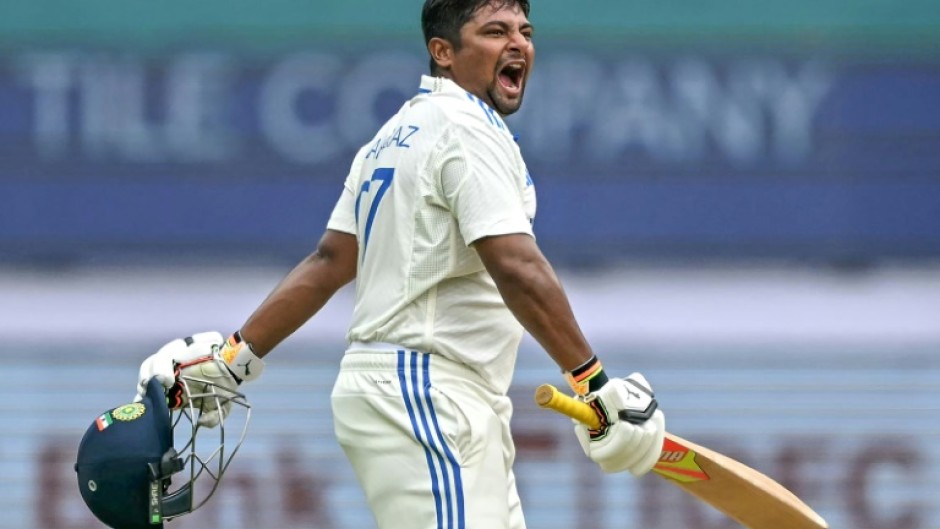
[111,403,146,422]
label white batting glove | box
[574,373,666,475]
[136,331,264,428]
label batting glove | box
[573,372,666,475]
[136,331,264,428]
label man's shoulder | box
[416,93,511,142]
[411,76,512,136]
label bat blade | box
[657,433,828,529]
[534,384,828,529]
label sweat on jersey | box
[326,75,536,395]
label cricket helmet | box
[75,375,251,529]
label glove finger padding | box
[135,339,185,400]
[135,331,237,428]
[628,409,666,475]
[174,357,240,428]
[574,373,667,476]
[136,332,223,400]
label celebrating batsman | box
[136,1,666,528]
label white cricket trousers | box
[331,346,527,529]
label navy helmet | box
[76,375,250,528]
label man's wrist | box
[564,355,609,396]
[218,331,265,383]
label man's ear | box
[427,37,454,71]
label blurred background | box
[1,0,938,528]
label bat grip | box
[534,384,602,430]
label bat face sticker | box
[653,436,709,482]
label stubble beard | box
[489,85,525,116]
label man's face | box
[449,2,534,116]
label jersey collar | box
[418,75,465,96]
[418,75,514,134]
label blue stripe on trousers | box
[398,351,444,528]
[420,353,465,529]
[397,351,465,529]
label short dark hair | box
[421,0,530,74]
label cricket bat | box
[535,384,828,529]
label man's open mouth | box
[497,62,525,91]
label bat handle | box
[534,384,602,430]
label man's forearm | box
[496,257,595,371]
[239,230,357,356]
[475,233,595,372]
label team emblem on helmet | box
[111,403,146,421]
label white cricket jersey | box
[327,75,536,395]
